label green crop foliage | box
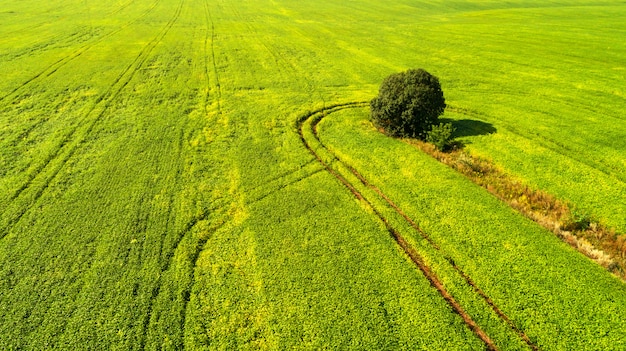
[1,0,625,349]
[319,106,626,350]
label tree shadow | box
[440,118,497,138]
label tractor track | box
[203,1,222,113]
[0,0,186,240]
[1,0,137,63]
[0,0,162,105]
[298,102,540,351]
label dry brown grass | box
[407,139,626,280]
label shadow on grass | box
[440,118,497,138]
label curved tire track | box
[298,102,540,351]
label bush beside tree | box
[427,122,456,151]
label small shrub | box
[564,210,593,232]
[427,122,455,151]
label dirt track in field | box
[297,102,540,351]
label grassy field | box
[1,0,625,349]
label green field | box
[1,0,626,349]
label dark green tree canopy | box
[370,69,446,139]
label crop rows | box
[0,0,162,102]
[0,0,185,241]
[1,0,626,349]
[0,0,228,348]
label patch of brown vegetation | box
[407,139,626,280]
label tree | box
[370,69,446,139]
